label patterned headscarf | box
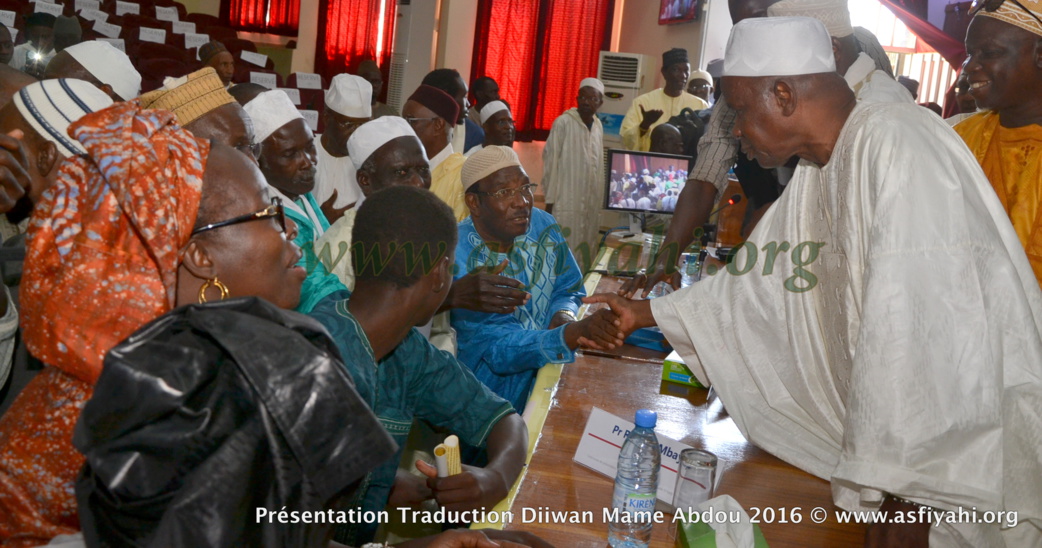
[21,100,208,384]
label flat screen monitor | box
[605,149,692,215]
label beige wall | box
[179,0,219,17]
[436,0,478,79]
[616,0,707,88]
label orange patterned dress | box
[0,101,206,546]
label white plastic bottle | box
[607,409,660,548]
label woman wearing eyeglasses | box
[0,100,347,547]
[954,0,1042,289]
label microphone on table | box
[708,194,743,218]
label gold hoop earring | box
[198,277,230,303]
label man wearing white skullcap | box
[452,145,617,414]
[627,0,909,299]
[464,100,514,157]
[542,77,604,260]
[0,79,112,203]
[315,116,427,290]
[589,16,1042,547]
[311,74,372,223]
[687,68,714,102]
[0,79,112,396]
[620,48,709,151]
[244,89,346,314]
[954,0,1042,290]
[44,41,141,102]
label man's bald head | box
[650,123,685,155]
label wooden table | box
[501,277,867,547]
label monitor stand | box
[621,212,645,239]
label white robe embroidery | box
[651,102,1042,545]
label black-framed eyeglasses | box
[235,142,261,160]
[970,0,1042,27]
[470,183,536,201]
[192,197,286,235]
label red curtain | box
[878,0,966,69]
[472,0,614,141]
[472,0,542,139]
[220,0,300,35]
[316,0,397,97]
[267,0,301,34]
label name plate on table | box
[0,10,15,28]
[115,1,140,15]
[249,72,276,89]
[98,38,125,52]
[184,32,209,50]
[279,87,301,105]
[240,50,268,67]
[171,21,194,34]
[154,5,178,21]
[75,0,99,11]
[35,2,64,16]
[79,8,107,22]
[93,20,122,38]
[300,109,318,131]
[294,72,322,90]
[139,27,166,44]
[573,406,695,504]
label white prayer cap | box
[347,116,422,170]
[690,69,713,83]
[325,74,372,118]
[579,77,604,94]
[723,17,836,78]
[14,79,113,158]
[462,145,524,191]
[64,41,142,101]
[243,89,305,143]
[768,0,854,37]
[479,101,510,125]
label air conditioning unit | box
[597,51,656,149]
[387,0,438,113]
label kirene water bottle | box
[608,409,660,548]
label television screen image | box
[659,0,700,25]
[605,149,692,215]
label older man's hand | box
[319,189,353,224]
[563,309,625,350]
[443,259,529,314]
